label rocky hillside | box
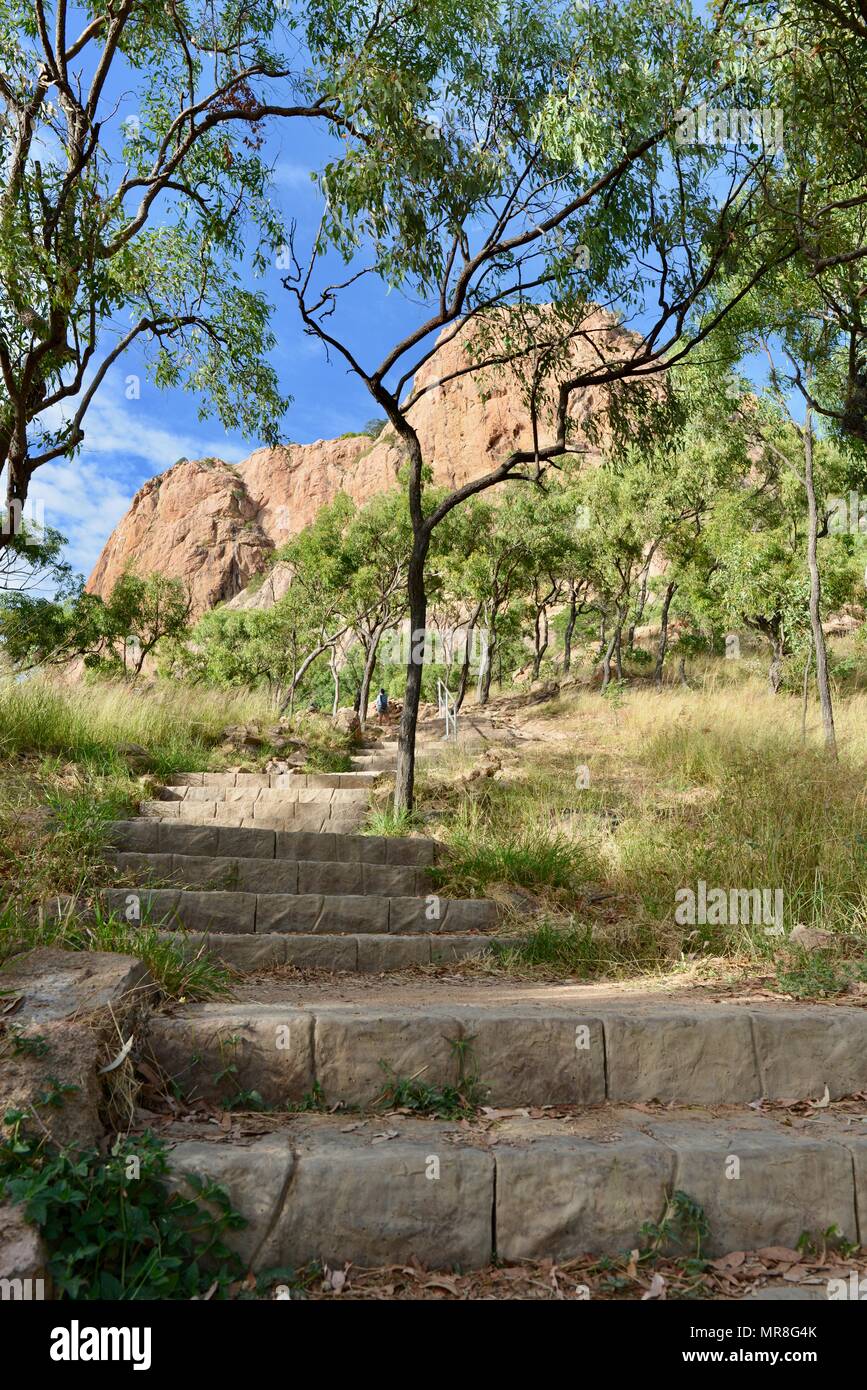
[88,310,634,618]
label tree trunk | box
[627,560,652,650]
[563,585,578,674]
[394,536,430,814]
[357,624,384,728]
[330,648,340,716]
[654,580,676,687]
[532,605,549,680]
[801,636,813,741]
[768,634,785,694]
[597,612,607,657]
[455,601,483,712]
[477,617,496,706]
[279,637,343,717]
[600,624,618,690]
[614,622,623,680]
[803,409,838,757]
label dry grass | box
[420,668,867,984]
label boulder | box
[0,1202,49,1297]
[788,924,840,952]
[0,948,153,1023]
[333,708,361,740]
[0,949,156,1149]
[0,1018,105,1148]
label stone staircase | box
[105,730,502,973]
[109,724,867,1281]
[147,987,867,1273]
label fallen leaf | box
[642,1272,666,1300]
[99,1035,134,1074]
[709,1251,747,1271]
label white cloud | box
[28,458,133,576]
[56,391,248,469]
[273,161,320,192]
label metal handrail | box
[437,678,458,740]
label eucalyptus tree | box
[738,0,867,444]
[460,493,533,706]
[0,0,405,549]
[284,0,789,809]
[0,566,190,673]
[341,490,412,723]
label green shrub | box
[0,1117,246,1300]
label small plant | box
[289,1081,328,1113]
[434,823,590,896]
[492,918,646,979]
[601,678,629,712]
[0,1112,247,1299]
[254,1264,321,1298]
[304,745,352,773]
[365,806,424,837]
[797,1224,859,1261]
[64,908,232,1002]
[7,1028,50,1059]
[774,948,867,999]
[224,1089,268,1112]
[625,647,652,666]
[35,1078,80,1110]
[639,1189,709,1269]
[375,1035,486,1118]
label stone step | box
[111,851,433,898]
[164,1108,867,1270]
[167,771,380,789]
[104,887,496,935]
[147,999,867,1110]
[138,801,365,833]
[106,821,440,865]
[157,930,504,973]
[156,785,371,805]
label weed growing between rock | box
[0,1114,247,1299]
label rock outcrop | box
[88,311,639,618]
[88,457,275,617]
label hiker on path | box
[375,688,389,725]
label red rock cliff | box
[88,311,636,617]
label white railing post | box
[437,678,457,740]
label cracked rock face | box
[0,949,156,1149]
[87,311,634,619]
